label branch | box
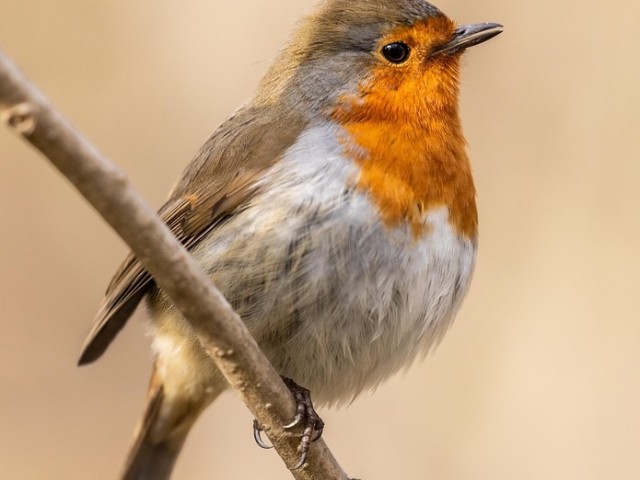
[0,48,348,480]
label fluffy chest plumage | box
[188,123,477,404]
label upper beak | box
[433,22,503,55]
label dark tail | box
[121,365,222,480]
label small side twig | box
[0,48,348,480]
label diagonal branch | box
[0,48,349,480]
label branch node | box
[1,102,36,135]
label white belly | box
[153,124,477,405]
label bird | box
[78,0,502,478]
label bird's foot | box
[281,376,324,469]
[252,376,324,470]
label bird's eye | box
[381,42,411,64]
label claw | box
[250,377,324,470]
[290,449,308,470]
[253,419,273,449]
[283,413,303,430]
[310,420,325,442]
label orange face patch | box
[332,15,478,239]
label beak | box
[433,22,503,55]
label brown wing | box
[77,170,263,365]
[77,101,306,366]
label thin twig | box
[0,48,348,480]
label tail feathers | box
[121,381,187,480]
[121,373,213,480]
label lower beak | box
[433,22,503,55]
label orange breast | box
[332,18,478,239]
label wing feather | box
[78,173,261,365]
[77,103,305,365]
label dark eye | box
[381,42,411,63]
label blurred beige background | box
[1,0,639,479]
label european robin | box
[78,0,502,478]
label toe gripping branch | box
[253,377,325,470]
